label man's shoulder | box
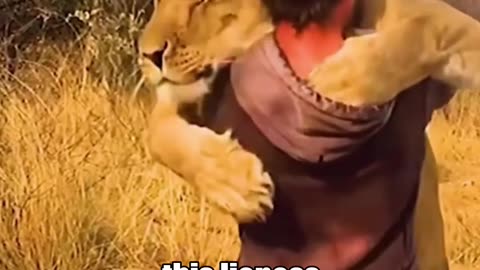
[207,34,276,97]
[422,78,456,111]
[232,33,275,69]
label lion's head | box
[137,0,273,87]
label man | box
[200,0,463,269]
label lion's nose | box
[143,43,167,69]
[143,50,164,70]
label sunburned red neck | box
[275,0,355,79]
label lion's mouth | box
[140,58,215,86]
[217,57,236,66]
[196,65,214,79]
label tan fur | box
[146,82,274,222]
[415,138,449,270]
[136,0,461,269]
[309,0,480,106]
[138,0,276,223]
[138,0,273,86]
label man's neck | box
[274,0,355,80]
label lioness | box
[138,0,275,223]
[137,0,478,269]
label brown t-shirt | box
[203,35,453,270]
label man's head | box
[136,0,354,91]
[261,0,349,31]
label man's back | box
[204,35,452,269]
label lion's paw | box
[190,129,274,223]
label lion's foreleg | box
[414,138,449,270]
[146,82,274,223]
[433,50,480,91]
[308,19,443,107]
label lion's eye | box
[189,0,207,12]
[216,13,237,34]
[193,0,208,6]
[221,13,236,25]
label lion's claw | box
[147,113,274,223]
[191,128,274,223]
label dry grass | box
[429,91,480,270]
[0,2,479,269]
[0,45,239,269]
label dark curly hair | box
[261,0,344,31]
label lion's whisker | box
[129,75,146,104]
